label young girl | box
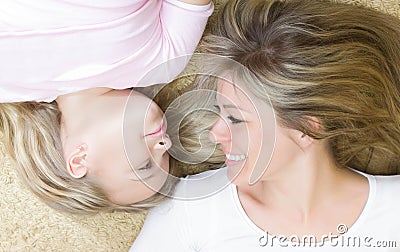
[0,0,214,214]
[131,0,400,250]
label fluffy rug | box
[1,0,399,251]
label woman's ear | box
[289,116,320,149]
[66,144,88,178]
[293,131,314,149]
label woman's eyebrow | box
[222,104,239,109]
[222,104,252,114]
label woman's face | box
[84,89,171,205]
[210,78,280,186]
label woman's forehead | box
[216,79,255,109]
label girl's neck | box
[55,87,112,153]
[56,88,111,134]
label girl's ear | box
[66,144,88,179]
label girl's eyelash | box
[138,161,152,171]
[227,115,244,124]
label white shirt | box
[131,168,400,252]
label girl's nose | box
[153,134,172,152]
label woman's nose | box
[209,117,231,144]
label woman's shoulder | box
[172,167,232,201]
[149,167,231,213]
[372,174,400,199]
[354,174,400,240]
[352,168,400,196]
[146,167,233,224]
[362,173,400,214]
[365,172,400,188]
[131,168,232,251]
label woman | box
[131,0,400,250]
[0,0,215,214]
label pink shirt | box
[0,0,213,102]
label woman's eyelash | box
[138,161,152,171]
[214,105,244,124]
[227,115,244,124]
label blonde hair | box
[0,97,180,214]
[200,0,400,175]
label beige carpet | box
[1,0,399,251]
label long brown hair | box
[200,0,400,175]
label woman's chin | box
[226,163,248,184]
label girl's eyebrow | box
[133,158,150,170]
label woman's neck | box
[237,146,369,238]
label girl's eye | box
[138,161,152,171]
[227,115,244,124]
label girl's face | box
[82,90,171,205]
[210,78,284,186]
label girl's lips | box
[146,123,165,137]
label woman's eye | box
[214,105,244,124]
[227,115,244,124]
[138,161,152,171]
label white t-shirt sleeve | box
[130,169,228,252]
[129,196,193,251]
